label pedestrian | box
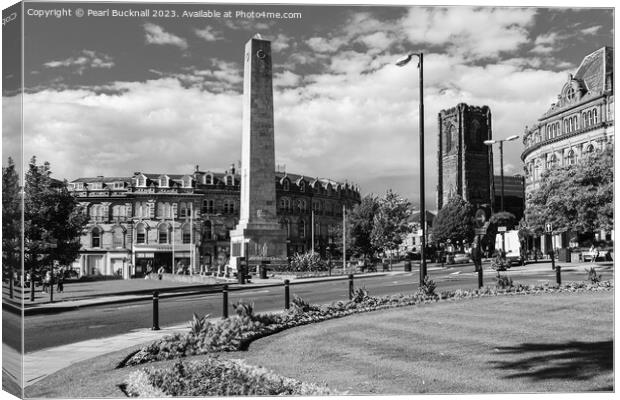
[157,265,165,280]
[56,270,64,293]
[471,237,482,272]
[25,272,31,288]
[42,270,51,293]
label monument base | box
[229,221,288,271]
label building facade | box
[521,46,614,251]
[493,175,525,221]
[437,103,494,211]
[69,166,360,277]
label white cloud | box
[144,23,188,49]
[21,78,242,180]
[274,70,301,87]
[194,26,223,42]
[306,36,347,53]
[581,25,602,35]
[401,7,536,60]
[271,34,293,52]
[43,50,114,74]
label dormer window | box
[90,182,103,190]
[113,182,124,190]
[225,175,233,186]
[159,176,169,188]
[136,175,147,187]
[75,183,84,190]
[204,174,214,185]
[299,180,306,192]
[283,179,290,191]
[182,176,193,188]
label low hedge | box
[125,357,338,397]
[121,279,613,368]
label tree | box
[348,195,381,262]
[432,195,475,247]
[2,157,21,278]
[525,147,613,236]
[371,190,412,263]
[327,218,353,259]
[22,157,88,274]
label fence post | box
[9,270,13,300]
[550,250,556,270]
[284,279,290,310]
[152,291,160,331]
[555,265,562,286]
[30,279,35,302]
[348,274,354,300]
[477,267,483,289]
[222,284,229,318]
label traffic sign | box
[545,223,553,233]
[497,226,507,232]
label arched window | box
[182,224,191,244]
[593,108,598,124]
[225,175,233,186]
[179,202,188,218]
[299,220,306,238]
[204,174,214,185]
[588,110,593,127]
[112,227,124,248]
[585,144,595,153]
[546,154,557,169]
[136,223,147,244]
[280,218,290,238]
[279,197,290,211]
[158,224,169,244]
[297,199,306,214]
[283,179,290,191]
[566,150,576,165]
[223,200,235,214]
[202,199,214,214]
[91,227,102,248]
[137,175,146,187]
[573,116,578,131]
[564,119,569,133]
[299,180,306,192]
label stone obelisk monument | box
[229,35,287,269]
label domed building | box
[521,46,614,252]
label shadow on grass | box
[490,340,613,384]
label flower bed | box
[121,280,613,368]
[125,358,337,397]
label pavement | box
[2,260,612,390]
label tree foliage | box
[22,157,88,273]
[2,157,21,273]
[348,195,381,261]
[525,148,613,236]
[371,190,412,257]
[432,195,475,245]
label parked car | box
[451,253,471,264]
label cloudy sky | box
[2,2,613,209]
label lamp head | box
[395,54,413,67]
[483,140,496,145]
[506,135,520,141]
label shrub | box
[126,358,338,397]
[289,294,320,314]
[496,275,513,289]
[188,313,208,336]
[351,287,370,303]
[585,267,602,283]
[417,276,437,298]
[288,252,328,272]
[491,251,510,273]
[233,301,255,319]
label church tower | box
[437,103,494,211]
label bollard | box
[284,280,290,309]
[348,274,354,300]
[550,250,556,270]
[152,291,160,331]
[477,267,483,289]
[30,279,35,302]
[556,265,562,286]
[222,285,229,319]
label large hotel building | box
[69,166,360,278]
[521,46,614,251]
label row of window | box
[279,219,333,239]
[90,223,195,248]
[529,108,600,146]
[278,198,343,215]
[525,144,596,181]
[89,202,196,222]
[201,199,236,214]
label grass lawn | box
[222,290,613,394]
[24,290,613,397]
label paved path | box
[23,322,189,387]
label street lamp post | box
[483,135,519,212]
[484,135,519,254]
[396,52,426,286]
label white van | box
[495,230,523,266]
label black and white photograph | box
[1,0,615,398]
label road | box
[2,262,603,353]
